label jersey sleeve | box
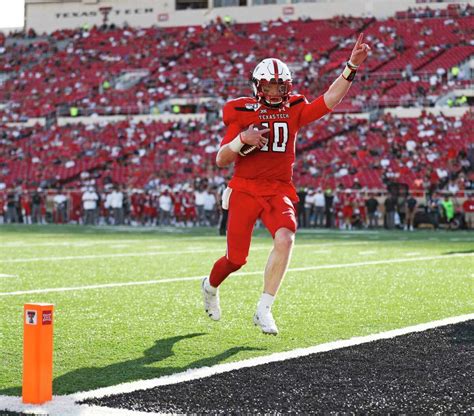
[220,123,243,146]
[298,95,332,128]
[220,101,243,146]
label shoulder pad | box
[223,97,257,125]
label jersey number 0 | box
[260,122,289,153]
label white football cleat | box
[201,277,221,321]
[253,309,278,335]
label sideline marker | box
[22,303,54,404]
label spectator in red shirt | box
[342,191,354,230]
[463,195,474,229]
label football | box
[239,123,269,156]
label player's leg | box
[256,195,297,334]
[262,227,295,295]
[202,190,261,321]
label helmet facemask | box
[254,78,292,106]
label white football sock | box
[204,277,217,294]
[257,292,275,313]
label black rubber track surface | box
[83,321,473,414]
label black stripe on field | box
[81,321,474,414]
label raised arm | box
[323,33,371,110]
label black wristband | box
[342,62,357,81]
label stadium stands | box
[1,112,471,192]
[0,5,472,227]
[0,9,472,119]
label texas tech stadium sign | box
[55,8,154,21]
[25,0,167,33]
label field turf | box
[0,225,472,397]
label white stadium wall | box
[24,0,471,33]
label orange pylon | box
[22,303,54,404]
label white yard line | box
[0,248,251,263]
[0,242,369,264]
[358,250,377,255]
[0,240,141,248]
[297,229,381,234]
[0,273,17,278]
[1,253,471,297]
[0,313,472,416]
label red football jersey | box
[221,94,331,199]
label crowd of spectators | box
[0,5,472,120]
[2,185,473,231]
[0,180,222,228]
[1,112,472,195]
[295,111,474,191]
[296,187,474,231]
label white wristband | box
[348,60,359,68]
[228,134,245,153]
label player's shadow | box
[442,249,474,255]
[0,333,265,396]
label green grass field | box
[0,225,472,396]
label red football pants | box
[226,190,297,265]
[209,190,297,287]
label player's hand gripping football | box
[349,33,371,67]
[240,124,270,149]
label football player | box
[202,33,370,334]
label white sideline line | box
[0,313,472,416]
[1,253,471,297]
[0,273,17,278]
[72,313,474,400]
[0,395,156,416]
[0,241,369,263]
